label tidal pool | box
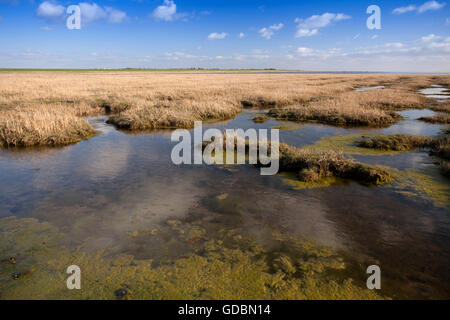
[0,102,449,299]
[419,85,450,100]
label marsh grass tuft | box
[430,102,450,113]
[358,134,432,152]
[0,109,96,147]
[419,114,450,124]
[358,134,449,160]
[278,144,393,185]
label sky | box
[0,0,449,71]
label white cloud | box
[446,17,450,25]
[79,2,107,23]
[421,34,442,42]
[36,1,65,22]
[418,1,446,13]
[371,34,379,39]
[105,7,127,24]
[36,1,127,24]
[296,29,318,37]
[353,34,360,40]
[207,32,228,40]
[296,47,314,56]
[251,49,269,54]
[392,1,446,14]
[40,26,53,31]
[295,13,350,38]
[238,32,245,38]
[152,0,177,21]
[393,5,416,14]
[258,23,283,39]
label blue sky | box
[0,0,449,71]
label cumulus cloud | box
[79,2,127,24]
[207,32,228,40]
[258,23,283,40]
[79,2,107,23]
[36,1,65,22]
[35,1,127,24]
[393,1,446,14]
[105,7,127,24]
[152,0,177,21]
[238,32,245,38]
[295,13,350,38]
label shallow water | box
[419,86,450,100]
[1,92,449,299]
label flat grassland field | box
[0,71,448,146]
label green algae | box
[389,166,450,208]
[309,133,401,156]
[0,216,385,300]
[280,172,348,190]
[270,122,305,132]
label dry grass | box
[430,102,450,113]
[358,134,433,151]
[359,134,449,158]
[419,114,450,124]
[0,108,95,147]
[268,88,428,127]
[0,71,447,146]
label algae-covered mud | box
[1,86,450,300]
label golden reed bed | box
[0,71,448,147]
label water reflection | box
[0,102,449,298]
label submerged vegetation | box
[391,166,450,208]
[359,134,450,178]
[0,72,444,146]
[0,216,384,300]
